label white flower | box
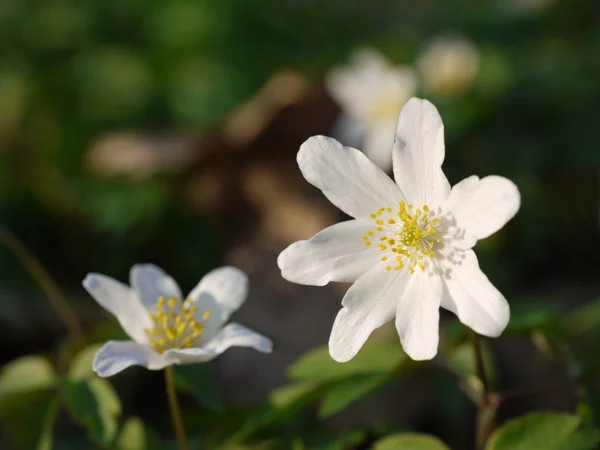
[418,35,480,97]
[277,98,520,362]
[326,48,417,172]
[83,265,272,377]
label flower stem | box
[0,223,85,347]
[469,329,496,450]
[164,366,189,450]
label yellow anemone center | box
[367,95,401,125]
[144,296,211,354]
[362,201,442,274]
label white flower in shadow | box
[84,265,272,377]
[326,48,417,172]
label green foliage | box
[174,363,224,413]
[0,355,57,407]
[318,372,391,418]
[486,412,600,450]
[289,339,406,382]
[373,433,450,450]
[115,417,162,450]
[62,376,122,445]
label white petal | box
[277,219,379,286]
[188,266,248,341]
[163,324,272,365]
[205,323,272,354]
[395,273,442,360]
[441,250,510,337]
[130,264,183,309]
[162,347,216,365]
[363,122,396,172]
[83,274,151,343]
[329,266,409,362]
[446,175,521,249]
[298,135,404,219]
[392,98,451,206]
[93,340,168,377]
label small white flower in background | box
[418,35,480,97]
[83,265,272,377]
[278,98,520,362]
[326,48,417,172]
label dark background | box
[0,0,599,448]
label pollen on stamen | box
[364,202,444,275]
[144,296,210,354]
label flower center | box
[144,296,211,354]
[362,201,442,274]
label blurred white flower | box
[84,265,272,377]
[278,98,520,362]
[326,48,417,172]
[418,35,480,97]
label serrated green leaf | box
[68,344,103,381]
[115,417,162,450]
[319,372,390,418]
[485,412,593,450]
[289,340,405,382]
[62,377,121,445]
[373,433,450,450]
[0,355,57,404]
[173,364,224,413]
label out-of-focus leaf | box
[174,364,224,413]
[373,433,450,450]
[0,390,58,450]
[115,417,162,450]
[62,377,121,445]
[224,381,329,445]
[446,340,497,404]
[37,398,60,450]
[505,304,563,336]
[486,412,600,450]
[289,340,406,382]
[68,343,103,381]
[565,299,600,336]
[319,372,391,418]
[0,355,57,406]
[313,429,366,450]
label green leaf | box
[115,417,162,450]
[319,372,391,418]
[373,433,450,450]
[68,344,103,381]
[37,398,60,450]
[289,340,406,382]
[0,355,58,405]
[62,377,122,445]
[173,364,224,413]
[485,412,599,450]
[0,390,59,450]
[565,299,600,336]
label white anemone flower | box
[326,48,418,172]
[83,265,273,377]
[277,98,520,362]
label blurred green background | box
[1,0,599,448]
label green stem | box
[0,223,85,347]
[469,329,495,449]
[165,366,190,450]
